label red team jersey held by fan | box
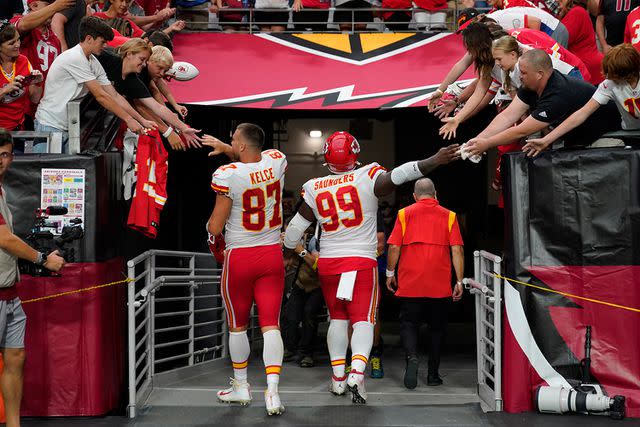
[210,149,288,328]
[507,28,591,82]
[10,17,61,78]
[301,163,386,323]
[127,130,168,238]
[0,54,33,130]
[625,7,640,51]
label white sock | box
[350,321,374,375]
[262,329,284,393]
[327,319,349,379]
[229,331,250,383]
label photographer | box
[0,129,64,427]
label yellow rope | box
[493,273,640,314]
[21,278,133,304]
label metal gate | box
[125,250,264,418]
[464,250,503,412]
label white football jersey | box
[302,163,386,261]
[489,7,560,34]
[211,149,287,249]
[592,77,640,130]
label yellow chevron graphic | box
[293,34,352,53]
[359,33,415,53]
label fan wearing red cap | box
[10,0,70,78]
[283,131,460,405]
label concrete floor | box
[19,325,638,426]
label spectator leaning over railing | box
[0,23,44,131]
[93,0,185,38]
[10,0,74,78]
[557,0,603,84]
[35,16,155,153]
[464,49,621,157]
[486,6,569,47]
[254,0,291,32]
[292,0,331,31]
[98,41,200,150]
[524,44,640,155]
[335,0,380,31]
[143,29,173,50]
[145,46,189,120]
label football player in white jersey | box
[524,44,639,156]
[204,123,287,415]
[282,131,460,404]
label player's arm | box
[283,201,315,261]
[202,135,237,160]
[373,144,461,197]
[207,194,232,237]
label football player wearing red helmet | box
[283,132,460,404]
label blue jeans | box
[568,68,583,81]
[33,119,69,153]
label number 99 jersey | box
[301,163,386,262]
[211,149,287,249]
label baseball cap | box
[455,8,480,34]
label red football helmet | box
[323,131,360,173]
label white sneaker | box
[329,375,347,396]
[347,371,367,404]
[217,378,251,405]
[264,389,285,415]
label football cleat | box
[217,378,251,405]
[329,375,347,396]
[347,371,367,404]
[264,390,285,415]
[323,131,360,173]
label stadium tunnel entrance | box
[126,104,505,419]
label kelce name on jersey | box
[313,173,355,190]
[250,167,275,185]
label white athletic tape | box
[390,161,422,185]
[283,213,312,249]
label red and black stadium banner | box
[502,149,640,417]
[168,32,474,109]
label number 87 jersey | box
[211,149,287,249]
[302,163,386,261]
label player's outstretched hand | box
[434,143,461,165]
[202,134,232,157]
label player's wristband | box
[162,127,174,138]
[385,268,395,278]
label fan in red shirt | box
[558,0,603,84]
[10,0,70,78]
[625,6,640,52]
[0,24,43,130]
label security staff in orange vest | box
[386,177,464,390]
